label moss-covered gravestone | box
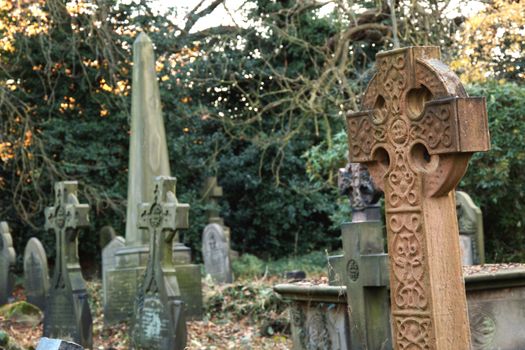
[130,176,189,349]
[0,222,16,305]
[23,237,50,310]
[43,181,92,349]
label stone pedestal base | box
[104,245,148,325]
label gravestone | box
[202,177,234,283]
[0,222,16,305]
[102,235,125,321]
[202,223,232,284]
[328,163,391,349]
[130,176,188,349]
[43,181,92,349]
[346,46,490,348]
[171,241,203,320]
[99,226,118,249]
[23,237,50,310]
[459,235,474,265]
[104,32,172,325]
[456,190,485,265]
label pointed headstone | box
[0,222,16,305]
[43,181,92,349]
[23,237,50,310]
[104,32,172,325]
[130,176,188,349]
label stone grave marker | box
[24,237,50,310]
[0,221,16,305]
[329,162,391,349]
[202,223,232,284]
[346,46,490,348]
[130,176,189,349]
[171,240,203,320]
[99,225,118,249]
[43,181,92,349]
[456,190,485,265]
[102,235,125,320]
[202,177,234,283]
[104,32,172,325]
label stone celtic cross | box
[43,181,92,348]
[130,176,189,349]
[346,47,490,349]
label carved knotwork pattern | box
[350,52,453,349]
[395,316,431,350]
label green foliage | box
[460,82,525,261]
[232,251,331,278]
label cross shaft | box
[346,46,489,349]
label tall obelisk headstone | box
[346,46,490,349]
[0,221,16,305]
[24,237,50,310]
[104,32,172,325]
[130,176,188,349]
[43,181,92,349]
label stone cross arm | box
[138,176,189,233]
[45,181,90,232]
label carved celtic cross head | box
[138,176,189,237]
[347,46,490,199]
[45,181,90,234]
[346,46,490,349]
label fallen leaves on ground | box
[1,276,293,349]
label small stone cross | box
[346,47,490,349]
[202,177,223,222]
[45,181,89,288]
[131,176,189,349]
[43,181,92,348]
[138,176,189,279]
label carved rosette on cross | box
[346,47,490,349]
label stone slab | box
[0,222,16,305]
[202,223,232,284]
[23,237,50,310]
[102,236,125,307]
[175,264,203,320]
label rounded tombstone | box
[23,237,50,310]
[202,223,232,284]
[0,222,16,305]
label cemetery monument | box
[346,46,490,349]
[24,237,50,310]
[130,176,189,350]
[202,177,233,283]
[42,181,92,349]
[456,190,485,265]
[104,32,172,324]
[0,221,16,305]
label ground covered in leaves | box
[0,277,293,350]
